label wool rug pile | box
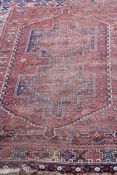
[0,0,117,174]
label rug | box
[0,0,117,174]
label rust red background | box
[0,0,117,173]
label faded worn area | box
[0,0,117,174]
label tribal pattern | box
[0,0,117,173]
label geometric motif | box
[0,0,117,173]
[1,16,110,138]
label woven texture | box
[0,0,117,174]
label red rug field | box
[0,0,117,174]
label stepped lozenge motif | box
[0,0,117,173]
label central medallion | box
[1,15,109,136]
